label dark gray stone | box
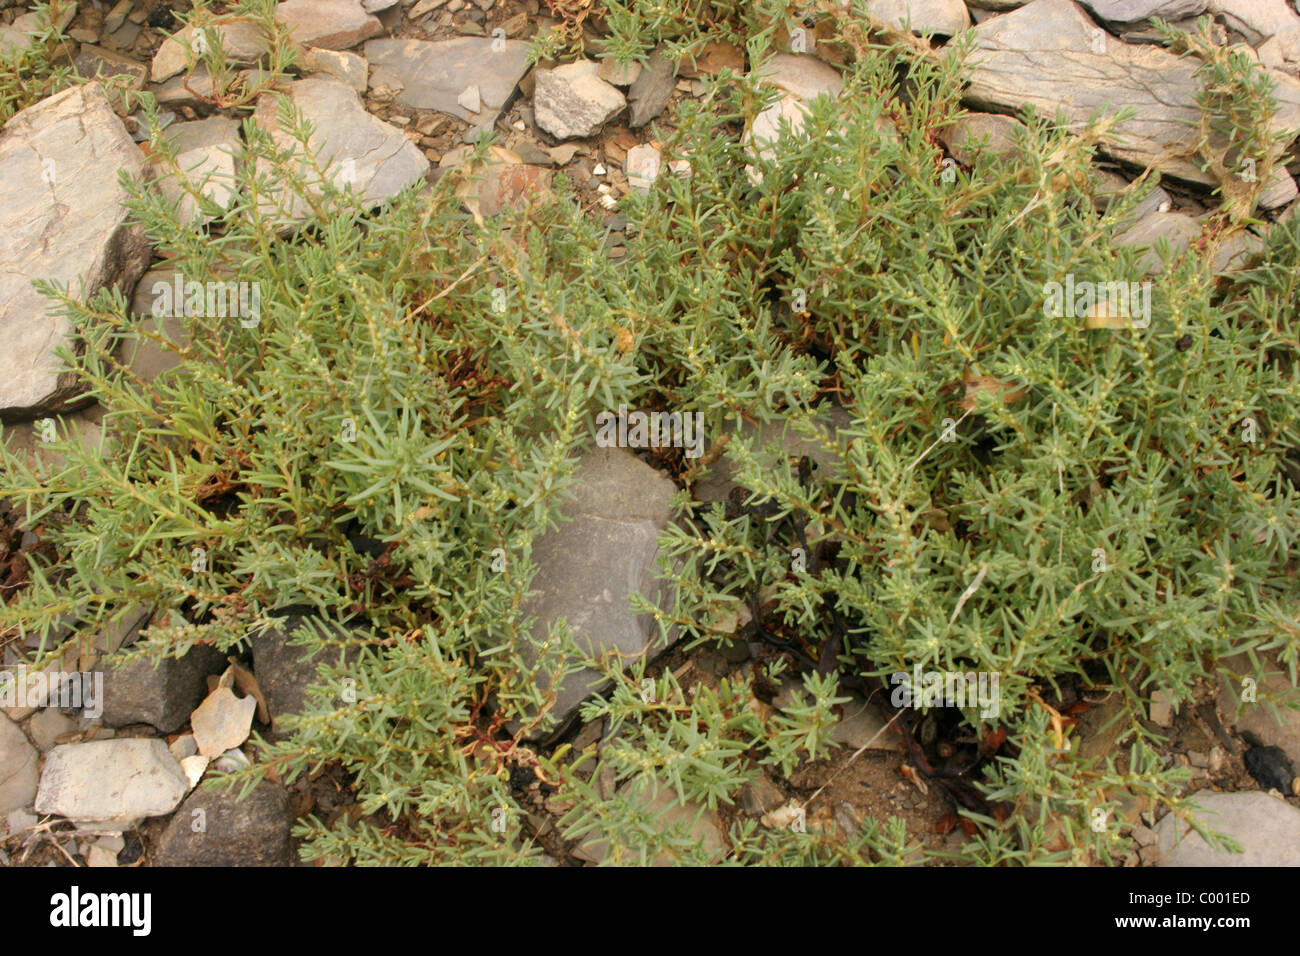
[519,448,677,728]
[153,780,294,866]
[0,83,151,420]
[101,644,227,733]
[249,616,361,739]
[627,47,675,128]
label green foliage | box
[1,4,1297,865]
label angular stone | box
[150,115,242,225]
[365,36,531,131]
[35,738,188,822]
[1209,0,1300,59]
[153,779,294,865]
[1155,790,1300,865]
[251,78,429,225]
[627,47,675,128]
[276,0,381,50]
[939,112,1023,167]
[0,713,39,813]
[1259,166,1298,209]
[1080,0,1208,22]
[1113,210,1202,274]
[297,46,368,92]
[101,644,227,733]
[151,19,268,83]
[534,60,627,140]
[519,448,677,727]
[0,83,150,420]
[863,0,971,36]
[965,0,1300,187]
[249,615,361,739]
[625,143,660,191]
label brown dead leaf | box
[226,656,270,725]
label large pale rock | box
[153,779,294,865]
[965,0,1300,186]
[534,60,627,140]
[1208,0,1300,59]
[252,78,429,225]
[519,448,677,728]
[365,36,532,131]
[863,0,971,35]
[151,18,268,83]
[0,713,39,813]
[275,0,381,50]
[35,738,189,822]
[0,83,150,419]
[1154,790,1300,865]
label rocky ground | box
[0,0,1299,866]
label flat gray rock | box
[1154,790,1300,865]
[966,0,1300,187]
[520,448,677,728]
[365,36,531,131]
[534,60,627,140]
[275,0,381,50]
[1080,0,1207,22]
[153,779,294,866]
[1113,210,1202,273]
[0,713,38,813]
[252,78,429,225]
[35,738,189,823]
[121,268,191,383]
[0,82,150,419]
